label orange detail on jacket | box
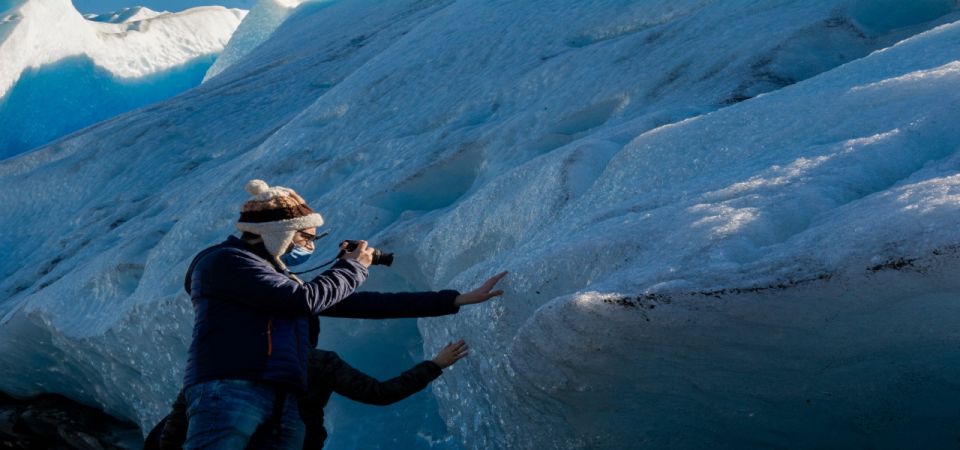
[266,319,273,356]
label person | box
[179,179,506,449]
[146,340,470,450]
[298,340,469,448]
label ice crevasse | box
[0,0,960,449]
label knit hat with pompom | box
[236,179,324,259]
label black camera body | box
[340,240,394,266]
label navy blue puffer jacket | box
[182,236,460,393]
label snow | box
[0,0,246,158]
[1,0,959,448]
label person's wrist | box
[426,360,445,373]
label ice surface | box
[83,6,165,23]
[202,0,318,82]
[1,0,959,448]
[0,0,246,158]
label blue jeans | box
[183,379,305,450]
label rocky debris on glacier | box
[0,392,141,449]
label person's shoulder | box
[198,242,263,268]
[191,244,274,287]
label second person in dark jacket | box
[149,340,469,450]
[300,340,469,448]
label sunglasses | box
[297,230,330,243]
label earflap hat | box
[236,179,324,260]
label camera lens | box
[373,250,394,267]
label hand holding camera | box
[338,240,394,267]
[339,240,375,268]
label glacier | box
[0,0,246,159]
[82,6,165,23]
[202,0,316,82]
[1,0,960,448]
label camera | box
[340,240,394,266]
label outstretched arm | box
[320,289,460,318]
[199,249,368,316]
[319,271,510,319]
[322,350,458,406]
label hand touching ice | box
[453,271,508,306]
[432,339,469,368]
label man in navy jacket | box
[181,179,506,450]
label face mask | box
[281,245,313,266]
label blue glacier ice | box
[0,0,245,159]
[203,0,325,82]
[1,0,960,448]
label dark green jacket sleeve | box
[319,290,460,319]
[304,350,442,407]
[331,358,442,405]
[299,350,443,450]
[308,290,461,347]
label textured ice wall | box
[202,0,324,82]
[0,0,959,448]
[0,0,246,158]
[417,15,960,447]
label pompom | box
[245,179,269,196]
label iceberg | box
[0,0,959,448]
[0,0,246,159]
